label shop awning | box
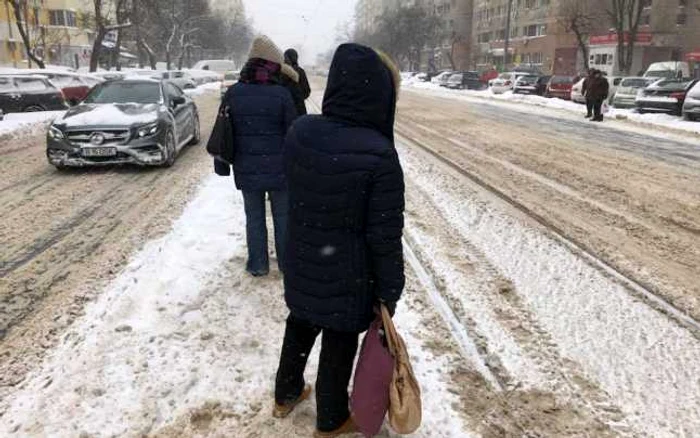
[686,51,700,62]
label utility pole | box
[503,0,513,70]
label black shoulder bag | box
[207,99,236,176]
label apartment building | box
[0,0,96,68]
[472,0,582,74]
[588,0,700,76]
[423,0,474,71]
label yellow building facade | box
[1,0,95,68]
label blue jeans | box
[242,190,288,275]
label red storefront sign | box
[686,51,700,62]
[590,32,653,46]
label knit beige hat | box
[281,63,299,83]
[248,35,283,64]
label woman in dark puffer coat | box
[272,44,405,438]
[215,36,297,276]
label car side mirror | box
[172,96,186,107]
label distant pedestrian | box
[273,44,405,438]
[283,48,311,115]
[281,63,302,118]
[588,70,610,122]
[215,35,297,276]
[582,68,595,118]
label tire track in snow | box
[395,130,700,338]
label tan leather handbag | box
[381,305,422,434]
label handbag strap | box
[380,304,401,358]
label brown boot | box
[313,417,358,438]
[273,385,312,419]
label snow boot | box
[313,418,358,438]
[273,385,312,419]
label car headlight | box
[48,125,64,140]
[137,122,159,138]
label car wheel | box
[189,113,200,145]
[162,131,177,167]
[24,105,46,112]
[637,108,645,114]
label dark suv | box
[0,75,67,113]
[47,79,200,169]
[444,71,484,90]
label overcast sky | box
[242,0,357,64]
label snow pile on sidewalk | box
[185,82,221,97]
[0,174,474,438]
[405,80,700,136]
[0,111,64,137]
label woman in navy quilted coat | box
[216,36,297,276]
[272,44,405,438]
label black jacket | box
[588,75,610,100]
[283,44,405,333]
[221,82,296,191]
[283,49,311,115]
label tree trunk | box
[8,1,45,68]
[90,29,106,72]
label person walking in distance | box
[283,48,311,115]
[215,35,297,276]
[273,44,405,438]
[582,68,595,118]
[588,70,610,122]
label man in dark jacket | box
[215,36,297,276]
[588,70,610,122]
[581,69,595,118]
[283,48,311,115]
[273,44,404,437]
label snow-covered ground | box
[0,175,476,438]
[404,80,700,136]
[0,111,64,137]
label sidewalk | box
[404,80,700,138]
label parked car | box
[13,70,101,105]
[186,69,223,86]
[156,70,197,90]
[610,77,656,108]
[635,78,699,115]
[570,77,586,103]
[606,76,624,100]
[414,72,429,82]
[0,74,67,113]
[681,80,700,121]
[431,71,454,87]
[513,75,550,95]
[46,78,200,169]
[444,71,483,90]
[220,71,239,97]
[545,75,579,100]
[480,69,499,86]
[491,72,531,94]
[192,59,236,74]
[90,71,127,82]
[644,61,691,80]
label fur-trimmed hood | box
[322,43,400,141]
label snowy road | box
[2,83,700,437]
[397,90,700,326]
[0,92,221,393]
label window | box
[524,24,545,37]
[642,13,651,25]
[679,0,687,6]
[16,78,48,92]
[165,83,184,99]
[525,0,536,8]
[677,13,687,25]
[49,10,77,27]
[0,77,15,93]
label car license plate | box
[82,147,117,157]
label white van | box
[644,62,690,80]
[192,59,236,74]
